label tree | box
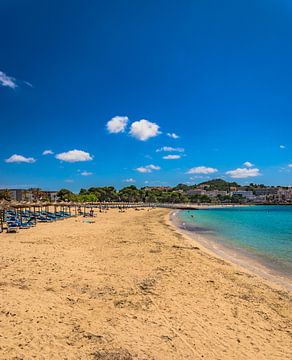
[199,194,211,203]
[196,179,239,191]
[57,188,75,202]
[77,193,97,202]
[41,194,50,202]
[230,194,244,204]
[179,193,189,203]
[118,186,141,202]
[86,186,117,202]
[217,194,232,203]
[31,188,43,201]
[145,193,158,203]
[173,183,191,192]
[0,189,11,201]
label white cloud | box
[288,164,292,168]
[130,119,161,141]
[55,149,93,162]
[136,164,161,173]
[190,176,210,180]
[124,178,136,183]
[23,81,33,88]
[0,70,17,89]
[147,164,160,170]
[136,167,151,173]
[42,149,54,155]
[5,154,36,163]
[163,154,181,160]
[0,184,36,189]
[106,116,129,133]
[243,161,254,167]
[156,146,184,153]
[280,145,286,149]
[80,171,93,176]
[226,167,261,178]
[0,70,32,89]
[145,154,152,159]
[187,166,218,174]
[167,132,179,139]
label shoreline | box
[169,210,292,293]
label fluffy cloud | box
[243,161,254,167]
[0,70,17,89]
[156,146,184,153]
[226,167,261,178]
[187,166,218,174]
[136,164,161,173]
[163,154,181,160]
[288,164,292,168]
[280,145,286,149]
[42,149,54,155]
[130,119,161,141]
[80,171,93,176]
[106,116,129,133]
[5,154,36,163]
[124,178,136,183]
[167,132,179,139]
[55,149,93,162]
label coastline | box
[1,208,291,359]
[169,210,292,292]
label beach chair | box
[7,223,19,233]
[19,222,31,229]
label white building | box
[206,190,228,198]
[232,190,256,200]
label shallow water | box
[178,205,292,277]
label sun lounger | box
[19,223,31,229]
[7,223,19,233]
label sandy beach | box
[0,208,291,359]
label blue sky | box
[1,0,291,191]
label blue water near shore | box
[178,205,292,276]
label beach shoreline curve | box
[167,209,292,293]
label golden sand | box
[0,208,291,359]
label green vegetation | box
[197,179,239,191]
[173,179,239,192]
[55,179,248,204]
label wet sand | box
[0,208,291,359]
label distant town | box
[0,179,291,204]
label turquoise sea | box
[178,205,292,277]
